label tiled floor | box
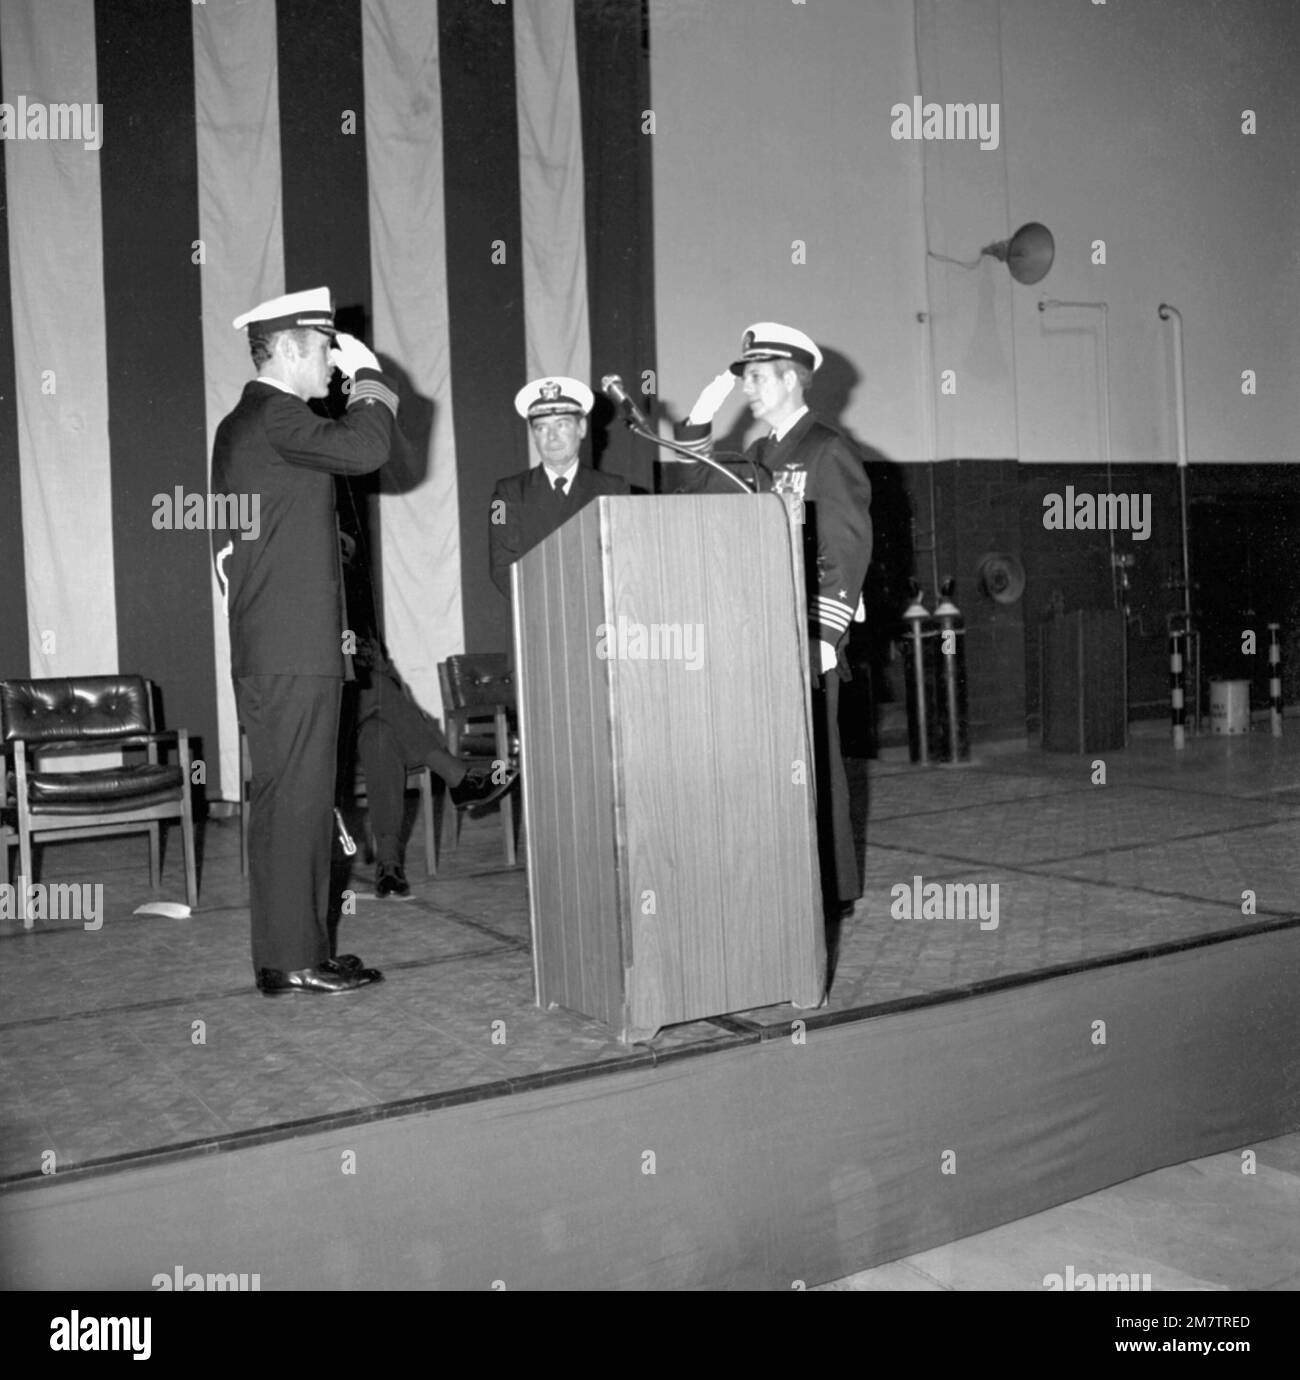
[2,727,1298,1287]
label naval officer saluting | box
[671,323,873,914]
[212,287,399,994]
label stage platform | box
[2,728,1298,1290]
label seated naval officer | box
[488,376,630,597]
[212,285,398,996]
[340,535,517,899]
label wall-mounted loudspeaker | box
[976,552,1026,605]
[981,222,1054,285]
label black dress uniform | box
[489,462,630,597]
[212,351,398,976]
[676,404,872,906]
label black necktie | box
[553,476,568,497]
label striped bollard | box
[933,580,970,763]
[901,589,931,765]
[1170,627,1186,750]
[1268,622,1283,737]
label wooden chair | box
[238,726,436,878]
[438,654,519,866]
[0,675,197,926]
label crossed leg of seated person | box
[357,711,462,891]
[356,680,521,896]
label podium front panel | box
[513,501,625,1028]
[515,494,825,1041]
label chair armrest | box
[446,705,512,730]
[14,730,191,773]
[13,730,192,801]
[9,729,184,751]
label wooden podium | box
[512,494,826,1043]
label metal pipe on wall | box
[916,310,942,600]
[1157,303,1192,621]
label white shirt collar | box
[771,405,809,443]
[255,374,298,396]
[543,460,578,488]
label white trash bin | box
[1209,678,1250,735]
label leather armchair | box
[1,676,198,926]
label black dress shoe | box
[374,863,412,900]
[449,765,520,814]
[323,955,384,984]
[257,964,366,996]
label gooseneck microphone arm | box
[601,374,755,494]
[626,419,757,494]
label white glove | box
[329,331,380,379]
[687,371,736,425]
[818,640,838,674]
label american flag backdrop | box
[4,0,1298,805]
[0,0,656,802]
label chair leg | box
[182,819,198,908]
[148,822,162,889]
[502,789,516,867]
[18,818,34,931]
[177,730,199,909]
[420,769,437,877]
[180,805,198,910]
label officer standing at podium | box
[670,322,873,913]
[213,286,399,995]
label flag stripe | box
[576,0,658,493]
[1,0,116,682]
[277,0,372,319]
[1,3,664,779]
[276,0,382,694]
[439,0,529,655]
[192,0,285,800]
[0,34,31,679]
[514,0,590,392]
[96,0,217,780]
[362,0,461,722]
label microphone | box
[601,374,651,431]
[600,375,752,491]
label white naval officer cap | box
[232,286,335,335]
[729,321,824,376]
[514,376,594,420]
